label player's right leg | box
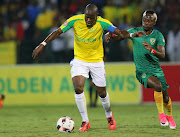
[154,91,169,127]
[147,76,168,127]
[73,76,91,131]
[70,59,91,132]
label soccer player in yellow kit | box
[32,4,144,132]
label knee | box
[163,95,169,103]
[154,82,163,91]
[98,90,106,98]
[74,85,83,94]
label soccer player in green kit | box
[105,10,176,129]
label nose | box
[87,18,91,22]
[144,21,149,25]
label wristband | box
[130,33,133,37]
[41,41,47,46]
[151,48,157,54]
[112,33,114,37]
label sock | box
[154,91,164,114]
[163,97,172,116]
[75,92,89,122]
[99,92,112,117]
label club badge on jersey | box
[150,38,156,45]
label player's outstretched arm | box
[104,29,145,43]
[32,28,63,59]
[113,28,145,39]
[142,41,165,59]
[104,32,122,43]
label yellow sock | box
[154,91,164,114]
[163,97,172,116]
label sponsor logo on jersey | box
[76,36,96,44]
[150,38,156,45]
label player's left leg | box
[162,89,177,129]
[90,61,116,130]
[96,87,116,130]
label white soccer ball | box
[56,116,75,133]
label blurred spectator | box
[166,23,180,62]
[36,6,57,37]
[48,19,66,63]
[0,0,179,64]
[27,0,41,24]
[102,0,116,22]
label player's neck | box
[144,29,153,35]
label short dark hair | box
[85,4,98,14]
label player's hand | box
[32,44,44,59]
[132,31,145,37]
[142,41,152,52]
[104,32,112,43]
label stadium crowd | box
[0,0,180,64]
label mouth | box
[143,26,150,30]
[86,22,92,26]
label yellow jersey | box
[60,14,116,62]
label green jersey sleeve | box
[127,28,136,33]
[127,28,137,40]
[156,31,165,46]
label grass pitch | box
[0,104,179,137]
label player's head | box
[84,4,98,28]
[142,10,157,31]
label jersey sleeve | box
[127,28,136,33]
[157,31,165,46]
[60,15,83,33]
[97,16,117,33]
[127,28,136,40]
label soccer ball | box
[56,116,75,133]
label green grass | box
[0,104,179,137]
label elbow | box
[160,53,165,59]
[162,55,165,59]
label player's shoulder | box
[127,27,141,32]
[97,16,112,24]
[153,29,163,34]
[153,29,164,37]
[68,14,84,22]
